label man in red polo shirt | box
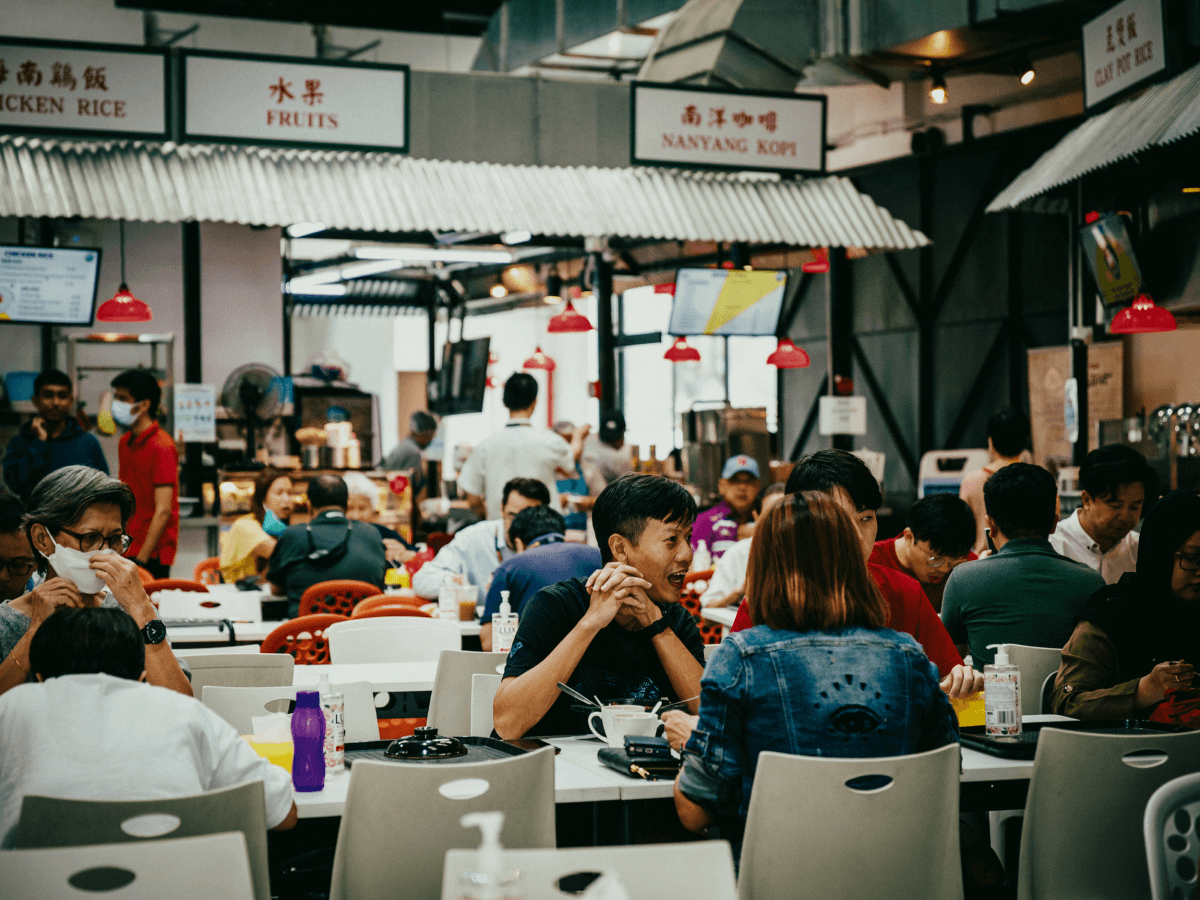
[111,369,178,579]
[870,493,978,614]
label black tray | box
[960,719,1189,759]
[344,736,529,767]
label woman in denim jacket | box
[674,490,959,861]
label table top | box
[700,607,736,628]
[166,617,480,644]
[293,661,439,692]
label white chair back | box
[738,743,962,900]
[326,617,461,664]
[917,449,990,498]
[1018,727,1200,900]
[442,840,737,900]
[156,590,262,622]
[426,650,508,736]
[177,653,294,695]
[201,682,379,742]
[470,673,502,737]
[1144,771,1200,900]
[0,832,255,900]
[330,747,556,900]
[703,643,720,662]
[1004,644,1062,717]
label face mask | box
[110,400,138,427]
[263,509,288,537]
[45,539,112,594]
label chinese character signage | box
[183,52,408,152]
[0,39,167,138]
[1082,0,1165,108]
[174,384,217,443]
[632,82,825,174]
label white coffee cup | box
[608,712,665,748]
[587,704,645,747]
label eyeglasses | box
[0,558,36,577]
[927,554,969,570]
[1177,552,1200,572]
[57,528,132,554]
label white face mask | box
[45,539,112,594]
[110,400,137,427]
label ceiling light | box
[930,73,947,105]
[544,272,563,304]
[97,221,152,323]
[523,347,557,371]
[502,230,533,245]
[287,222,326,238]
[547,300,593,333]
[1109,294,1177,334]
[767,337,811,369]
[664,336,700,363]
[490,284,508,298]
[355,247,514,264]
[1183,187,1200,194]
[1020,64,1036,86]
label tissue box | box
[243,736,294,772]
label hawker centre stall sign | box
[1082,0,1166,109]
[183,51,409,152]
[0,39,168,138]
[632,82,826,174]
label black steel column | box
[593,249,618,413]
[181,222,203,507]
[39,218,56,369]
[827,247,854,452]
[1070,338,1089,466]
[918,156,935,455]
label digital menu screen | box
[0,245,102,326]
[668,268,787,336]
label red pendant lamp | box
[664,336,700,362]
[547,300,594,333]
[97,221,153,323]
[767,337,810,368]
[1110,293,1176,334]
[522,347,557,371]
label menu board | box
[668,268,787,336]
[0,245,101,325]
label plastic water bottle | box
[291,690,326,792]
[317,673,345,775]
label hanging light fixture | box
[767,337,811,368]
[664,336,700,362]
[543,272,563,304]
[1019,58,1036,86]
[1110,294,1177,334]
[522,347,557,371]
[96,220,152,323]
[547,300,593,333]
[930,72,948,105]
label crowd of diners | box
[0,369,1196,890]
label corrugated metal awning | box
[988,61,1200,213]
[0,135,928,251]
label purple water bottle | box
[291,691,326,792]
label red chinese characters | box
[265,75,337,130]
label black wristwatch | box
[641,617,670,638]
[141,619,167,645]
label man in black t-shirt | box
[494,474,705,738]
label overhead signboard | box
[183,51,409,152]
[1082,0,1166,109]
[632,82,825,174]
[0,38,168,138]
[818,396,867,436]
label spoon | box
[557,683,600,708]
[649,699,664,715]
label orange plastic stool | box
[193,557,222,585]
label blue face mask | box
[263,509,288,537]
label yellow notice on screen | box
[703,271,785,334]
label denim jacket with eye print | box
[677,625,959,858]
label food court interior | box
[2,0,1200,898]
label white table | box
[293,662,438,693]
[166,618,480,645]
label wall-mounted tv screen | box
[429,337,490,415]
[1079,214,1143,311]
[668,268,788,336]
[0,245,102,326]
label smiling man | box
[492,473,705,738]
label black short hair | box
[500,478,551,508]
[593,473,697,564]
[33,369,72,396]
[502,373,538,412]
[308,474,348,510]
[987,408,1030,458]
[785,450,882,512]
[29,607,145,681]
[110,368,162,419]
[983,463,1058,540]
[410,411,438,434]
[0,493,25,534]
[906,494,976,558]
[509,505,567,546]
[1080,444,1157,502]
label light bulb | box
[1020,67,1035,86]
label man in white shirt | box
[0,606,296,848]
[698,484,786,608]
[412,478,549,599]
[1049,444,1156,584]
[457,374,577,521]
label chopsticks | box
[655,695,700,713]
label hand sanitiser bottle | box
[457,811,520,900]
[691,540,712,572]
[317,672,345,775]
[492,590,518,655]
[984,643,1022,737]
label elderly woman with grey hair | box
[0,465,191,698]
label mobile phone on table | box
[624,735,673,759]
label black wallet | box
[597,747,681,780]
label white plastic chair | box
[1018,727,1200,900]
[326,617,461,664]
[704,643,721,662]
[329,747,556,900]
[177,653,294,695]
[737,744,963,900]
[1005,644,1063,717]
[201,682,380,742]
[12,783,268,900]
[442,840,737,900]
[470,673,502,737]
[1144,771,1200,900]
[917,449,991,498]
[156,590,263,622]
[426,650,508,736]
[0,832,255,900]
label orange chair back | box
[297,580,380,617]
[193,557,222,585]
[352,594,427,616]
[144,579,209,596]
[426,532,453,554]
[135,566,155,585]
[260,614,347,665]
[680,569,723,645]
[352,605,433,620]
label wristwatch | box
[640,617,670,638]
[141,619,167,646]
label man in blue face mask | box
[110,370,179,580]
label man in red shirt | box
[870,493,978,613]
[111,369,178,579]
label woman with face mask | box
[0,465,192,699]
[218,468,294,584]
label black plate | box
[345,736,529,767]
[960,719,1189,759]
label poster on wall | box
[1082,0,1166,109]
[174,384,217,443]
[1027,343,1124,469]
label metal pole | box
[827,247,854,452]
[593,246,617,415]
[181,221,203,511]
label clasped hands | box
[583,562,662,632]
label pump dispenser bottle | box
[492,590,518,655]
[984,643,1022,736]
[457,811,520,900]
